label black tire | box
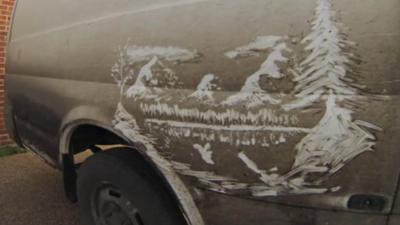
[77,148,187,225]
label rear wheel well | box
[62,124,195,224]
[62,124,176,206]
[69,124,128,155]
[63,124,130,202]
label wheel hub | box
[92,185,144,225]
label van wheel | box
[77,148,187,225]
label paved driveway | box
[0,153,81,225]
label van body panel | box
[6,0,400,224]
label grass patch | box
[0,145,26,157]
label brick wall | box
[0,0,15,146]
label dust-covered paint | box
[110,0,384,199]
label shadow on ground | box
[0,153,81,225]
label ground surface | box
[0,146,26,157]
[0,152,80,225]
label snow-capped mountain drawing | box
[187,74,219,104]
[223,37,291,108]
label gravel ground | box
[0,152,81,225]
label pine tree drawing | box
[290,0,381,181]
[111,44,135,96]
[295,0,359,100]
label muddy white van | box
[5,0,400,224]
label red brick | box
[0,0,14,146]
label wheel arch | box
[59,119,205,225]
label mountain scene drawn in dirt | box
[111,0,383,197]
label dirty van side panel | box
[198,191,388,225]
[6,0,400,224]
[6,0,160,163]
